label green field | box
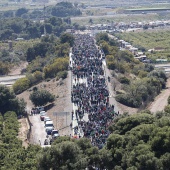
[116,29,170,61]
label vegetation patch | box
[116,30,170,61]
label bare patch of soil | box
[148,78,170,113]
[9,61,28,75]
[18,118,29,147]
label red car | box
[40,112,46,121]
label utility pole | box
[43,4,47,36]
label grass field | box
[71,13,160,25]
[116,29,170,61]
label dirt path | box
[17,72,72,145]
[9,61,28,75]
[18,118,29,147]
[148,78,170,113]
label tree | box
[0,85,26,115]
[15,8,28,17]
[0,61,11,75]
[13,77,30,94]
[96,32,109,43]
[30,89,55,106]
[38,141,88,169]
[60,33,74,46]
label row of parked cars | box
[39,110,60,145]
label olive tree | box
[29,89,55,106]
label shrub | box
[30,89,55,106]
[56,71,68,80]
[119,76,130,84]
[107,61,116,70]
[116,94,141,108]
[13,77,30,94]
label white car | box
[44,117,51,124]
[45,120,54,135]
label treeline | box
[0,85,26,116]
[1,2,82,19]
[1,110,170,169]
[12,33,73,94]
[0,111,41,169]
[0,16,72,41]
[96,33,167,108]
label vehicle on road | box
[36,106,44,113]
[51,130,60,139]
[45,120,54,135]
[49,130,60,144]
[44,117,51,124]
[40,112,47,121]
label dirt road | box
[148,78,170,113]
[29,115,47,146]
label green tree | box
[38,141,88,170]
[60,33,74,46]
[15,8,28,17]
[0,85,26,115]
[30,89,55,106]
[96,32,109,43]
[13,77,30,94]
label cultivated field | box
[117,29,170,60]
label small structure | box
[135,55,147,62]
[155,59,168,63]
[129,47,138,54]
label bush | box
[30,89,55,106]
[119,76,130,84]
[13,77,30,94]
[56,71,68,80]
[107,61,116,70]
[116,94,141,108]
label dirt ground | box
[18,118,29,147]
[148,77,170,113]
[17,71,72,144]
[9,61,28,75]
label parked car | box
[36,106,44,113]
[50,130,60,144]
[40,111,46,115]
[44,117,51,124]
[45,121,54,135]
[51,130,60,139]
[40,112,47,121]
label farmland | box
[117,29,170,61]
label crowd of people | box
[70,34,118,149]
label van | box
[45,121,54,135]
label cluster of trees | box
[1,86,170,169]
[0,16,72,40]
[0,111,41,169]
[12,33,72,94]
[1,2,82,19]
[0,61,11,75]
[0,85,26,116]
[49,2,82,17]
[116,70,167,107]
[96,33,167,108]
[0,80,170,170]
[37,111,170,170]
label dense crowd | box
[71,34,118,149]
